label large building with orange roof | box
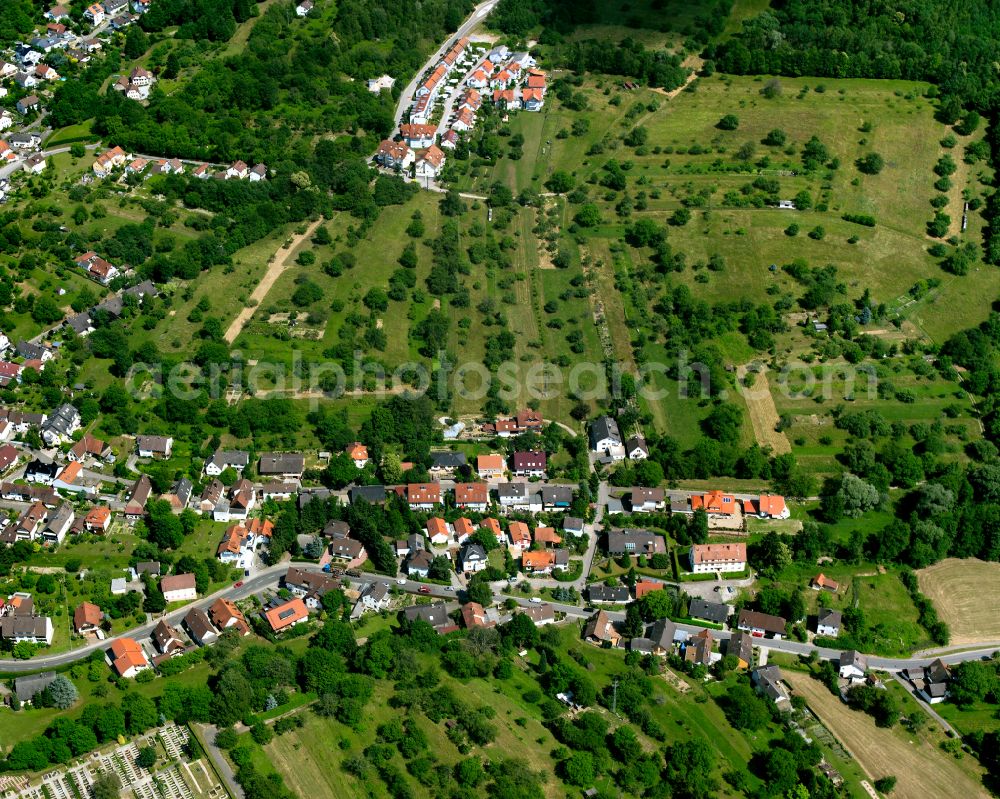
[109,637,150,678]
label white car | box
[396,578,406,585]
[530,597,543,604]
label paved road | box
[392,0,500,129]
[193,724,244,799]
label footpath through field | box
[223,218,323,344]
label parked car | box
[418,586,431,594]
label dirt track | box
[223,218,323,344]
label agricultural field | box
[785,670,990,799]
[916,559,1000,646]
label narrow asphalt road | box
[193,724,244,799]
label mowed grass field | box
[786,671,990,799]
[917,559,1000,646]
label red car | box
[233,581,244,588]
[418,586,431,594]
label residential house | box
[264,597,309,633]
[217,519,273,568]
[406,549,433,578]
[367,75,395,93]
[477,454,505,479]
[689,542,747,574]
[69,433,109,463]
[110,578,127,595]
[83,506,112,533]
[727,630,754,669]
[752,665,791,708]
[811,573,839,592]
[629,487,665,513]
[108,638,149,678]
[324,520,350,540]
[816,608,842,637]
[452,107,475,132]
[511,450,546,477]
[454,517,475,544]
[839,650,868,680]
[162,478,193,513]
[743,494,790,519]
[73,601,102,634]
[11,502,47,541]
[430,451,467,477]
[136,435,172,458]
[124,475,152,521]
[688,599,730,626]
[0,444,18,474]
[402,601,455,633]
[13,672,58,706]
[23,154,46,175]
[507,520,531,550]
[160,573,197,603]
[25,459,59,484]
[607,529,666,557]
[259,452,305,479]
[400,123,437,148]
[440,130,459,149]
[522,550,555,575]
[345,442,369,468]
[415,145,446,179]
[454,482,489,512]
[583,609,621,647]
[540,485,573,511]
[521,602,555,626]
[183,607,218,646]
[459,542,488,573]
[295,0,313,16]
[683,629,715,666]
[208,597,251,636]
[563,517,585,537]
[262,482,296,502]
[589,416,624,460]
[522,88,545,111]
[199,480,224,513]
[408,483,441,510]
[151,618,185,656]
[350,484,386,505]
[497,482,541,512]
[691,490,740,517]
[249,163,267,182]
[426,517,453,546]
[41,503,74,545]
[204,449,249,477]
[737,609,786,639]
[358,581,391,613]
[41,403,80,445]
[587,584,629,604]
[634,618,679,657]
[461,601,493,629]
[375,139,414,171]
[226,161,249,179]
[329,538,368,569]
[534,526,562,547]
[92,146,128,177]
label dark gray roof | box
[259,452,305,474]
[430,451,467,469]
[589,415,621,445]
[818,608,842,627]
[14,671,57,702]
[648,617,678,649]
[16,340,50,360]
[65,312,93,334]
[350,484,386,504]
[588,584,629,603]
[840,649,867,671]
[498,482,529,500]
[540,485,573,505]
[208,449,249,470]
[606,529,665,555]
[402,601,450,627]
[688,599,730,625]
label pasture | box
[916,559,1000,646]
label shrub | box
[716,114,739,130]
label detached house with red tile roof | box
[426,516,453,546]
[375,139,414,171]
[408,483,441,510]
[690,490,740,516]
[108,637,149,678]
[454,482,489,512]
[264,597,309,633]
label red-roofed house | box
[264,597,309,633]
[508,520,531,550]
[454,517,475,544]
[426,516,453,545]
[522,550,555,575]
[689,543,747,574]
[691,490,740,516]
[454,482,489,512]
[109,637,149,678]
[533,526,562,547]
[408,483,441,510]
